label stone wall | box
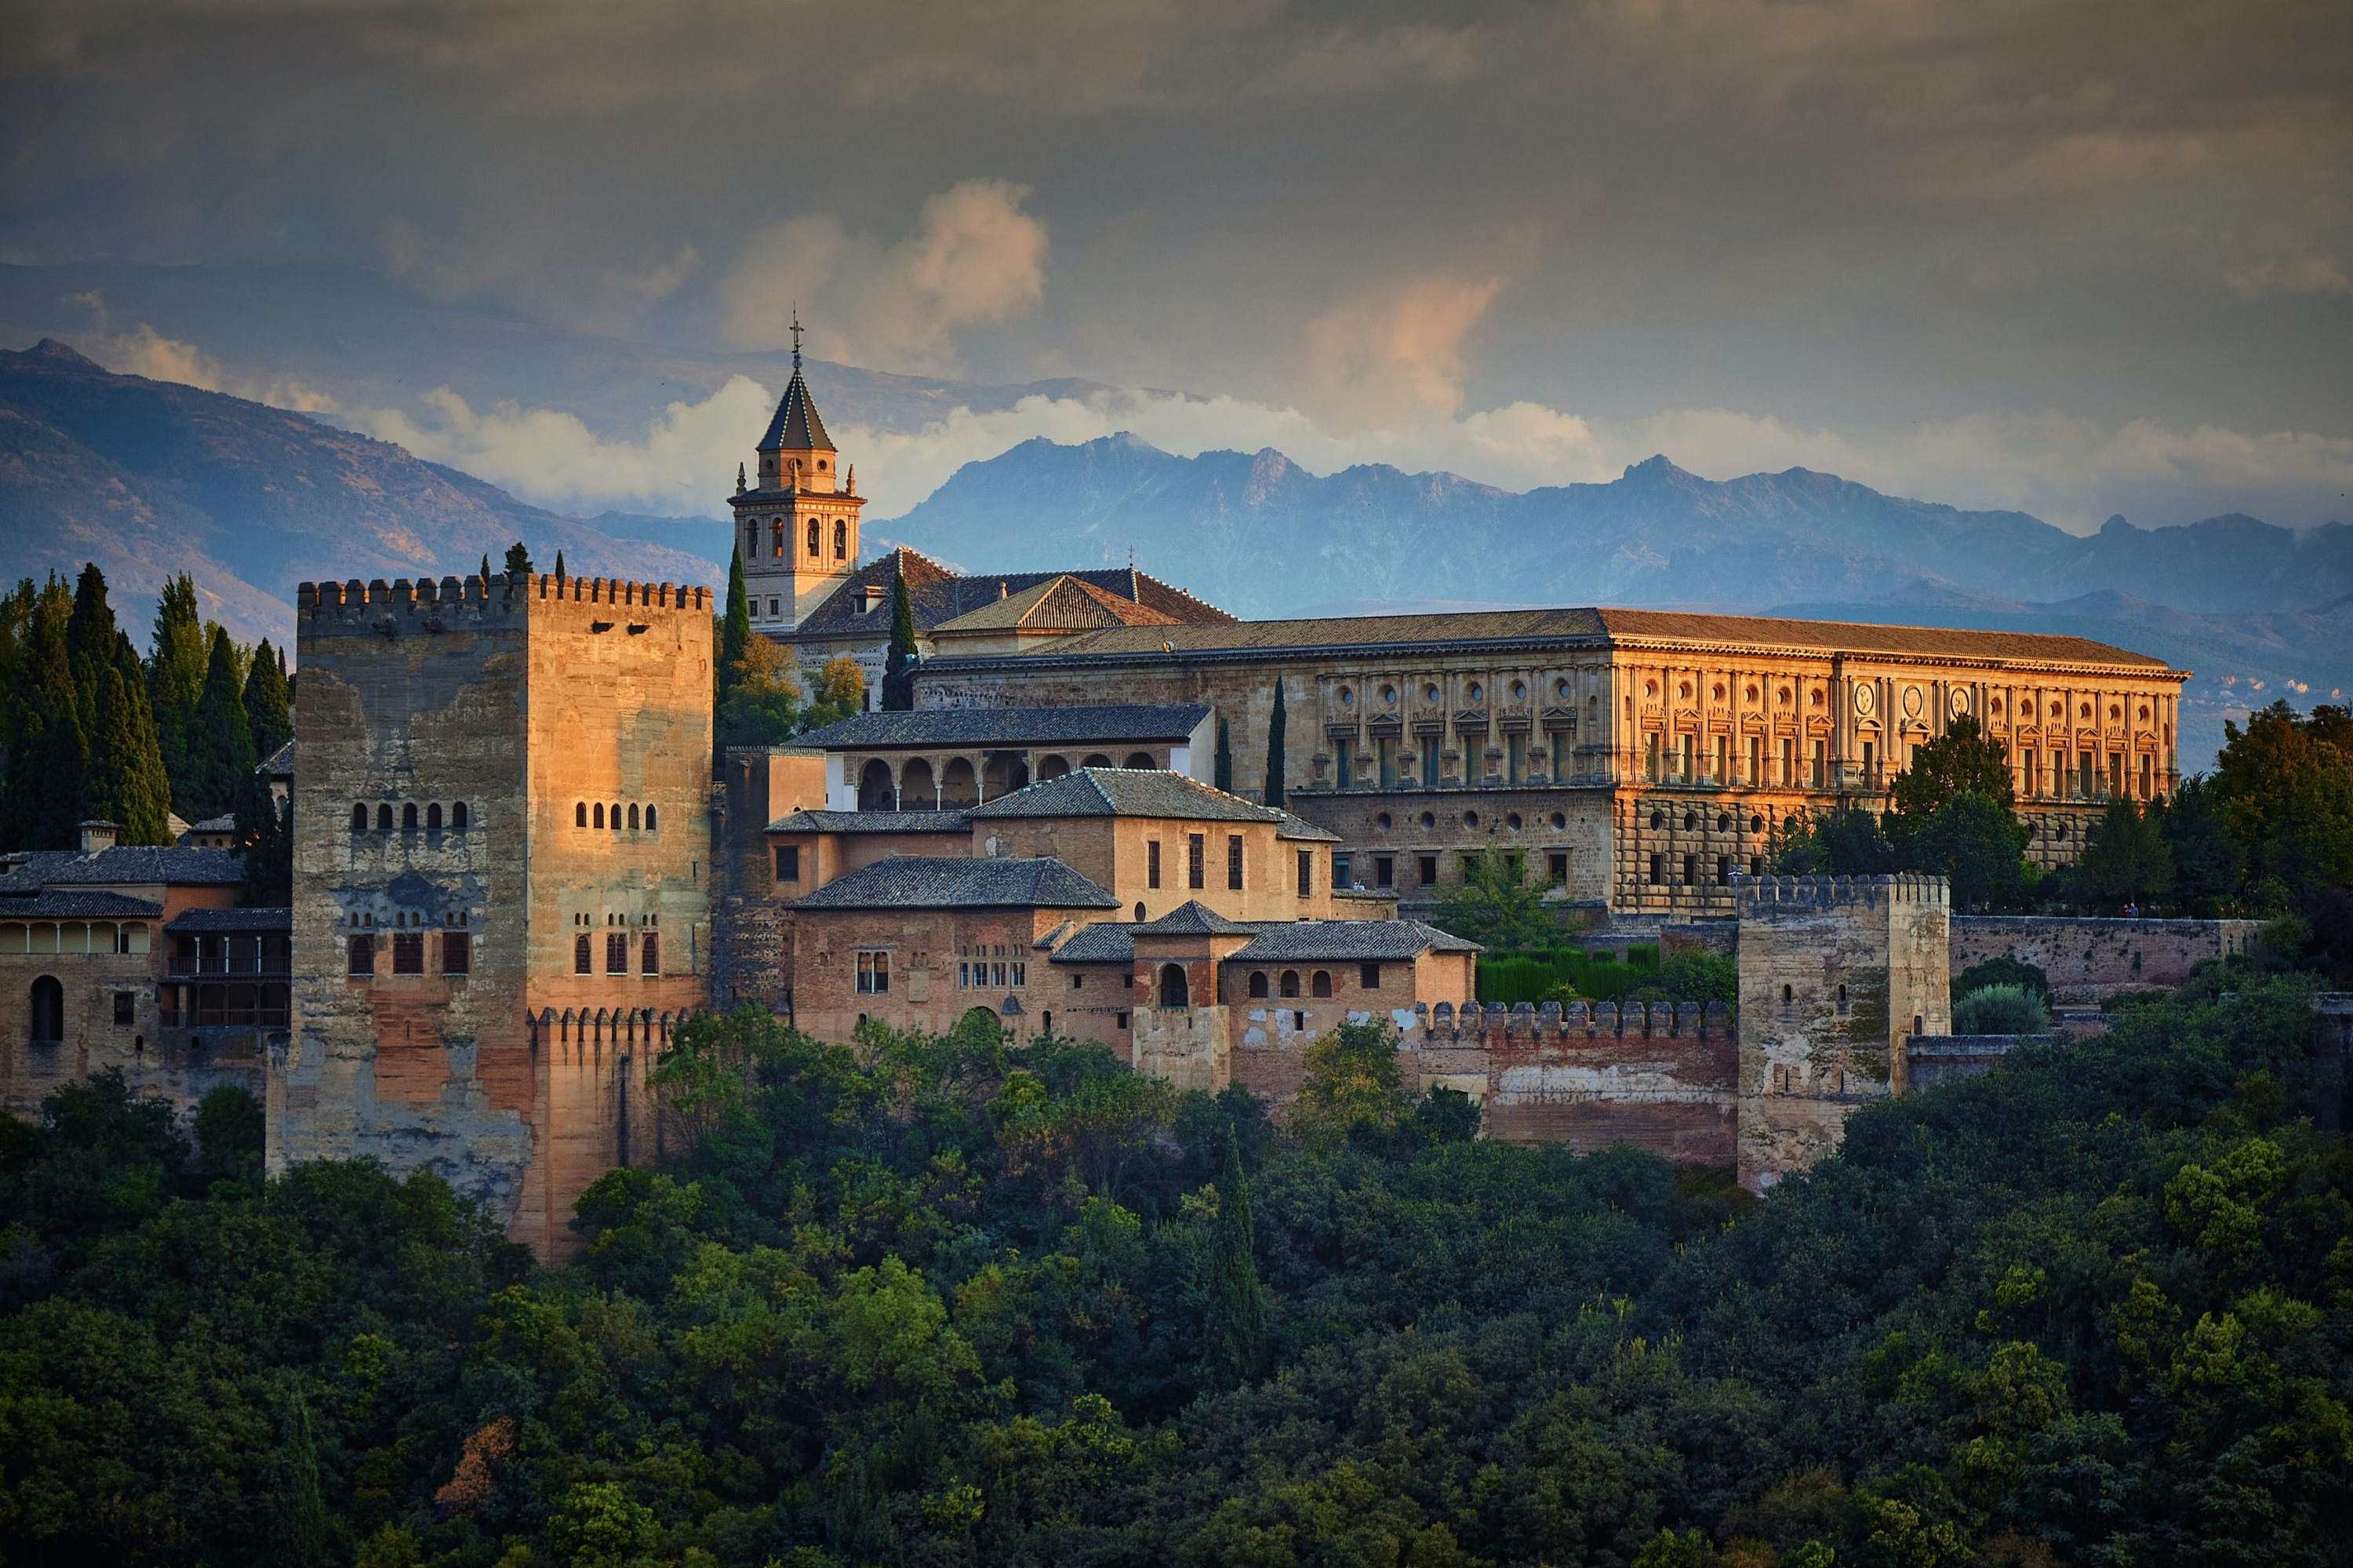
[1906,1035,2027,1091]
[1952,916,2262,1002]
[712,748,827,1012]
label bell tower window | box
[770,518,783,558]
[806,520,820,557]
[834,520,847,560]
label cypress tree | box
[554,548,566,580]
[64,563,120,738]
[722,544,751,676]
[90,632,172,845]
[267,1392,330,1568]
[5,577,83,849]
[186,626,256,822]
[1202,1133,1267,1388]
[238,787,292,907]
[1215,718,1233,792]
[881,573,918,711]
[243,637,293,762]
[148,573,206,795]
[1262,680,1287,807]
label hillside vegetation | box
[1,973,2346,1566]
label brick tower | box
[730,314,865,635]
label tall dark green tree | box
[1202,1133,1267,1388]
[881,573,918,711]
[1910,792,2030,911]
[2157,775,2246,911]
[242,638,292,762]
[2076,795,2176,909]
[505,541,533,577]
[1889,715,2014,819]
[1214,718,1233,792]
[721,545,751,684]
[479,552,492,583]
[238,788,292,906]
[266,1393,330,1568]
[554,548,566,580]
[184,626,256,822]
[1262,680,1287,807]
[87,633,173,845]
[1,577,84,850]
[147,573,207,794]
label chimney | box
[78,820,118,854]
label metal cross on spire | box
[790,306,802,370]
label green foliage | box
[1910,792,2031,912]
[1434,847,1557,949]
[1769,805,1895,876]
[1890,715,2014,819]
[2077,793,2175,908]
[1659,945,1739,1004]
[805,654,866,729]
[1262,678,1286,807]
[1955,955,2049,1002]
[881,573,918,711]
[242,636,292,761]
[504,540,533,576]
[147,571,207,795]
[715,630,806,748]
[183,622,257,820]
[1478,944,1658,1003]
[1951,982,2049,1035]
[2156,775,2245,912]
[195,1082,266,1186]
[721,542,751,686]
[7,987,2350,1566]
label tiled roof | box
[261,740,294,777]
[919,603,2176,672]
[768,809,973,834]
[1048,922,1136,964]
[786,856,1118,911]
[1275,811,1343,842]
[1134,900,1259,937]
[791,548,1232,642]
[969,768,1281,823]
[0,846,242,889]
[795,705,1210,751]
[0,890,165,919]
[1227,920,1481,962]
[165,907,291,933]
[188,815,236,833]
[757,368,834,453]
[933,574,1182,636]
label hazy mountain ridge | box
[0,340,716,642]
[891,435,2353,618]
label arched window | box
[769,518,782,558]
[593,803,604,828]
[627,804,640,829]
[28,976,64,1043]
[806,520,820,556]
[834,520,847,559]
[1081,753,1112,769]
[1279,970,1300,998]
[426,802,442,831]
[1134,902,1147,922]
[351,803,369,832]
[609,803,621,831]
[1124,751,1155,769]
[1311,970,1333,998]
[858,759,896,813]
[452,801,468,831]
[643,806,656,831]
[377,804,393,831]
[576,802,587,827]
[1248,970,1270,999]
[402,802,419,831]
[1158,962,1190,1008]
[1038,755,1071,780]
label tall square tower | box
[279,570,714,1257]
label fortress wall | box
[1952,915,2262,1002]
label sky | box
[2,0,2350,529]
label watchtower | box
[730,315,865,635]
[280,570,714,1257]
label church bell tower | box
[729,313,864,635]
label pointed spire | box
[790,304,802,371]
[736,461,745,494]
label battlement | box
[297,573,709,628]
[1409,996,1734,1046]
[1733,871,1949,915]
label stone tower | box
[730,316,864,635]
[1733,872,1951,1191]
[278,570,714,1258]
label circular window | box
[1420,811,1437,830]
[1506,813,1522,831]
[1780,687,1793,705]
[1511,680,1526,700]
[1426,683,1442,702]
[2056,821,2070,840]
[1678,682,1693,700]
[1746,684,1760,702]
[1556,678,1572,698]
[1716,813,1732,832]
[1468,682,1484,703]
[2138,704,2150,721]
[1463,809,1480,828]
[1901,686,1925,719]
[1375,812,1391,832]
[1338,686,1355,707]
[1854,684,1877,716]
[1650,811,1666,830]
[1750,814,1765,833]
[1712,683,1726,701]
[1380,684,1396,704]
[1551,810,1567,828]
[1646,680,1659,697]
[2109,703,2122,721]
[1682,812,1697,831]
[1950,688,1971,719]
[2080,703,2093,719]
[1991,697,2004,717]
[1811,689,1826,707]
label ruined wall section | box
[1952,915,2261,1002]
[1735,874,1950,1191]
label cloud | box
[68,292,336,411]
[1304,275,1505,427]
[720,180,1049,375]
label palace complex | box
[6,344,2218,1250]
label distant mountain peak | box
[1621,454,1693,481]
[2100,513,2138,535]
[20,337,99,368]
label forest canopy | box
[1,976,2346,1567]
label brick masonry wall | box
[1953,916,2263,1002]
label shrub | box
[1951,982,2049,1035]
[1955,955,2049,1002]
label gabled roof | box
[795,706,1209,751]
[968,768,1280,824]
[1133,900,1259,937]
[1227,920,1481,962]
[791,547,1233,642]
[932,574,1182,637]
[1049,922,1136,964]
[768,809,973,834]
[165,907,291,933]
[786,855,1118,911]
[757,368,834,453]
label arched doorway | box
[941,758,978,807]
[984,753,1030,797]
[1157,962,1190,1008]
[857,759,896,812]
[28,976,63,1042]
[900,758,937,810]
